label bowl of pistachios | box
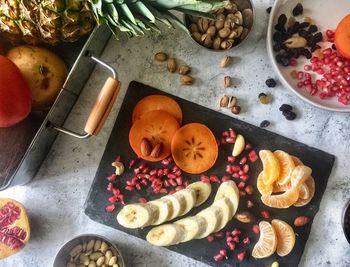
[53,234,125,267]
[184,0,254,51]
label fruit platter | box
[0,0,349,267]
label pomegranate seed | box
[168,189,176,195]
[239,190,247,196]
[244,185,254,195]
[125,185,134,191]
[105,204,115,213]
[227,156,236,162]
[229,128,236,138]
[221,175,231,182]
[231,165,241,172]
[168,173,176,179]
[138,197,147,203]
[289,58,297,66]
[176,177,183,185]
[159,188,168,194]
[237,251,246,262]
[226,236,233,243]
[261,210,270,219]
[248,150,258,162]
[231,229,241,236]
[232,173,240,179]
[129,159,136,168]
[232,236,239,243]
[219,249,227,258]
[213,254,224,261]
[134,168,140,175]
[247,200,254,208]
[228,242,235,251]
[184,181,190,187]
[174,170,182,177]
[107,174,117,182]
[238,182,245,189]
[161,159,170,165]
[163,168,169,175]
[245,143,252,150]
[117,194,125,205]
[207,235,214,242]
[240,174,249,182]
[201,175,210,183]
[175,185,184,191]
[107,183,113,191]
[169,179,177,187]
[243,237,251,245]
[252,224,260,234]
[222,130,229,138]
[135,183,141,190]
[221,137,226,145]
[214,231,224,238]
[112,188,120,196]
[108,195,119,203]
[239,156,247,165]
[225,137,235,143]
[210,175,220,183]
[242,164,249,173]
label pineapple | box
[0,0,227,45]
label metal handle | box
[48,56,120,139]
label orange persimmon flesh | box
[171,123,218,174]
[335,14,350,59]
[132,95,183,124]
[129,110,180,162]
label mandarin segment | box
[294,176,315,207]
[273,182,291,193]
[290,165,312,188]
[261,187,299,208]
[252,221,277,259]
[259,150,280,185]
[271,219,295,257]
[274,150,295,185]
[257,172,273,196]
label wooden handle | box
[84,77,121,136]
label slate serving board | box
[85,81,335,267]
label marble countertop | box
[1,0,350,266]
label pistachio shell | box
[167,58,177,73]
[242,9,253,28]
[206,26,216,36]
[189,23,198,33]
[213,37,222,50]
[94,240,101,252]
[180,75,194,85]
[90,252,103,261]
[192,32,202,42]
[109,256,118,266]
[218,27,230,38]
[86,240,95,251]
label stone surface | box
[1,0,350,266]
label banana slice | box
[195,206,223,239]
[150,198,174,225]
[146,224,185,246]
[187,181,212,207]
[177,188,196,216]
[214,180,240,214]
[162,193,186,220]
[211,197,234,231]
[174,216,207,242]
[117,203,159,229]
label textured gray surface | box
[0,0,349,266]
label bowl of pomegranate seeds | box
[267,0,350,112]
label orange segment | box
[274,150,295,185]
[273,182,291,193]
[257,172,273,196]
[132,95,183,124]
[294,176,315,207]
[171,123,218,174]
[271,219,295,257]
[290,165,312,188]
[297,183,310,200]
[252,221,277,259]
[291,156,303,166]
[259,150,280,185]
[129,110,180,162]
[261,187,299,208]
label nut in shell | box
[213,37,221,50]
[197,17,209,33]
[224,76,232,88]
[179,65,190,75]
[220,39,234,50]
[235,211,255,223]
[220,55,233,67]
[112,161,124,175]
[93,239,101,252]
[219,95,229,107]
[154,52,168,62]
[90,252,103,260]
[233,11,243,25]
[228,30,238,39]
[109,256,118,265]
[284,36,307,48]
[192,32,202,42]
[167,58,177,73]
[215,19,224,30]
[218,27,230,38]
[201,33,213,47]
[227,96,237,108]
[240,28,249,40]
[206,25,216,36]
[180,75,194,85]
[70,244,82,257]
[233,26,243,38]
[189,23,198,33]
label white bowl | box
[267,0,350,112]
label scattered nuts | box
[112,161,124,175]
[220,39,234,50]
[227,96,237,108]
[150,143,163,158]
[154,52,168,62]
[284,36,307,48]
[220,56,233,67]
[224,76,232,88]
[180,75,194,85]
[235,211,255,223]
[294,216,310,226]
[167,58,177,73]
[271,262,279,267]
[140,138,152,157]
[232,134,245,156]
[179,65,191,75]
[231,105,241,114]
[219,95,229,107]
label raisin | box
[311,45,321,52]
[279,104,293,112]
[332,44,337,50]
[300,48,312,59]
[308,25,318,33]
[273,31,284,42]
[278,14,287,26]
[313,32,323,43]
[260,120,270,128]
[281,57,290,66]
[298,29,309,38]
[266,6,272,14]
[273,43,283,52]
[265,78,277,88]
[274,23,286,33]
[299,22,310,29]
[283,110,297,120]
[292,3,303,16]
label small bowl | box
[184,0,255,52]
[342,199,350,244]
[53,234,125,267]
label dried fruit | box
[283,110,297,120]
[180,75,194,85]
[258,93,270,104]
[292,3,303,16]
[279,104,293,112]
[224,76,232,88]
[260,210,270,219]
[231,105,241,114]
[154,52,168,62]
[271,262,279,267]
[220,56,233,67]
[140,138,152,157]
[150,143,163,158]
[294,216,310,226]
[265,78,276,88]
[167,58,177,73]
[219,95,229,107]
[179,65,191,75]
[235,211,254,223]
[260,120,270,128]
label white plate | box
[267,0,350,112]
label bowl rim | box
[342,199,350,244]
[266,0,350,113]
[53,233,125,267]
[183,0,256,52]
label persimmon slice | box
[335,14,350,59]
[132,95,183,124]
[171,123,218,174]
[129,110,180,162]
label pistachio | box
[218,27,230,38]
[227,96,237,108]
[213,37,221,50]
[189,23,198,33]
[99,241,108,253]
[109,256,118,266]
[206,25,216,36]
[192,32,202,42]
[284,36,307,48]
[90,252,103,261]
[242,9,253,28]
[215,19,224,30]
[240,28,249,40]
[201,33,213,47]
[179,65,191,75]
[86,240,95,251]
[167,58,177,73]
[154,52,168,62]
[104,250,113,264]
[93,240,101,252]
[96,256,105,267]
[224,18,234,29]
[235,211,255,223]
[112,161,124,175]
[220,39,234,50]
[287,16,296,28]
[216,13,226,21]
[70,245,83,258]
[220,55,233,67]
[234,11,243,25]
[224,76,232,88]
[197,17,209,33]
[219,95,229,107]
[180,75,194,85]
[79,254,90,265]
[228,30,238,39]
[150,143,163,158]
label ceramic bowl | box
[342,199,350,244]
[267,0,350,112]
[53,234,125,267]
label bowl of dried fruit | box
[53,234,125,267]
[184,0,254,51]
[267,0,350,112]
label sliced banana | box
[146,224,185,246]
[211,197,234,231]
[187,181,212,207]
[214,181,240,214]
[150,198,174,225]
[117,203,159,229]
[174,216,207,242]
[177,188,196,216]
[162,193,186,220]
[195,206,223,239]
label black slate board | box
[85,81,335,267]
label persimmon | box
[171,123,218,174]
[129,110,180,162]
[132,95,183,124]
[335,14,350,59]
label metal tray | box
[0,24,112,190]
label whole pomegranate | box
[0,198,30,259]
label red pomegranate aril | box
[138,197,147,203]
[231,165,241,173]
[245,143,252,150]
[237,251,246,262]
[159,188,168,194]
[135,183,141,190]
[221,137,226,145]
[226,165,233,174]
[161,159,170,165]
[142,167,150,174]
[214,231,224,238]
[297,81,304,88]
[226,137,235,143]
[222,130,229,138]
[112,188,120,196]
[163,168,169,176]
[219,249,227,258]
[172,166,180,172]
[232,173,240,179]
[117,194,125,205]
[239,190,246,197]
[201,175,210,183]
[231,229,241,236]
[297,71,304,80]
[184,181,189,187]
[228,242,235,251]
[242,164,249,173]
[149,169,157,176]
[227,156,236,162]
[176,177,183,185]
[105,204,115,213]
[108,195,119,203]
[175,185,184,191]
[157,169,163,177]
[167,173,176,179]
[221,175,231,182]
[229,128,236,138]
[169,179,177,187]
[129,159,136,168]
[239,156,247,165]
[247,200,254,208]
[244,185,254,195]
[107,174,117,182]
[240,175,249,182]
[207,235,214,242]
[252,224,260,234]
[248,150,258,162]
[210,175,220,183]
[164,180,170,187]
[107,182,113,191]
[232,236,239,243]
[226,236,233,242]
[213,254,224,261]
[238,182,245,189]
[125,185,134,191]
[140,179,148,186]
[243,237,251,245]
[174,170,181,177]
[289,58,297,66]
[168,189,176,195]
[134,168,140,175]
